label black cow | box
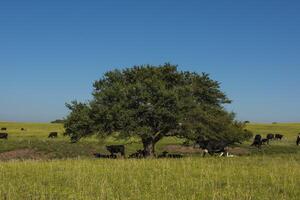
[261,138,269,145]
[48,132,58,138]
[1,128,7,131]
[129,149,147,159]
[157,151,169,158]
[93,153,117,159]
[296,135,300,146]
[0,133,8,139]
[266,134,274,140]
[106,145,125,157]
[275,134,283,140]
[251,134,262,148]
[195,137,231,157]
[157,151,183,158]
[21,128,25,131]
[167,153,183,158]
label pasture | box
[0,121,299,199]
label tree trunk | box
[142,138,156,157]
[142,132,164,158]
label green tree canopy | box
[64,64,251,156]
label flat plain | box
[0,122,299,199]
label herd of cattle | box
[0,127,58,139]
[94,145,183,159]
[1,127,300,158]
[251,133,285,148]
[94,133,300,159]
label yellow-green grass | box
[0,121,300,158]
[0,122,300,199]
[0,122,64,139]
[0,122,184,158]
[0,156,299,200]
[246,122,300,140]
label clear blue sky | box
[0,0,300,123]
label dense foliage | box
[64,64,252,156]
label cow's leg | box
[219,152,224,157]
[203,149,208,157]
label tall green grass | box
[0,156,299,200]
[246,123,300,139]
[0,122,299,199]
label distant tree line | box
[51,119,65,124]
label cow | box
[157,151,169,158]
[129,149,147,159]
[251,134,262,148]
[106,145,125,157]
[93,153,117,159]
[296,134,300,146]
[48,132,58,138]
[157,151,183,158]
[195,137,231,157]
[167,153,183,158]
[261,138,269,145]
[21,128,25,131]
[266,134,274,140]
[1,128,7,131]
[0,133,8,139]
[275,134,283,140]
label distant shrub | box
[51,119,65,124]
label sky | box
[0,0,300,123]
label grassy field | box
[0,121,299,199]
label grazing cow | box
[129,149,146,159]
[266,134,274,140]
[157,151,183,158]
[93,153,117,159]
[296,135,300,146]
[21,128,25,131]
[261,138,269,145]
[275,134,283,140]
[167,153,183,158]
[48,132,58,138]
[157,151,169,158]
[0,133,8,139]
[251,134,262,148]
[195,137,231,157]
[106,145,125,157]
[1,128,7,131]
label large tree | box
[64,64,251,156]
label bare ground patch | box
[163,145,203,154]
[228,147,251,156]
[0,149,50,161]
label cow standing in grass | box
[157,151,183,158]
[296,134,300,146]
[251,134,262,148]
[275,134,284,140]
[106,145,125,157]
[129,149,147,159]
[0,133,8,139]
[266,134,274,140]
[261,138,269,145]
[48,132,58,138]
[195,137,232,157]
[93,153,117,159]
